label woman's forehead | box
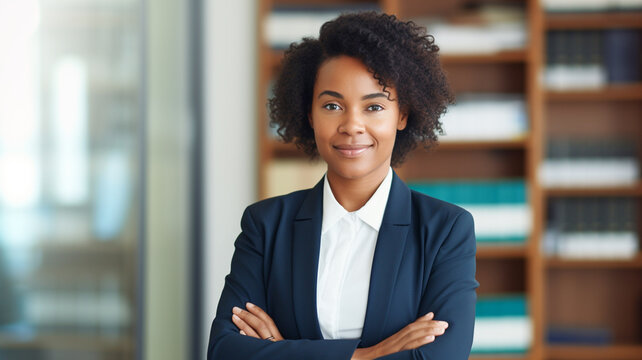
[314,55,395,98]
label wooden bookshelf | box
[546,84,642,101]
[438,138,530,150]
[256,1,642,359]
[440,49,528,64]
[546,12,642,29]
[546,255,642,269]
[477,245,529,259]
[545,344,642,359]
[545,183,642,197]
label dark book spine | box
[604,29,641,83]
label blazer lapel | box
[360,171,412,346]
[292,178,324,339]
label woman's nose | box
[338,109,365,135]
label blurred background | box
[0,0,640,359]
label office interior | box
[0,0,640,359]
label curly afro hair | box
[268,11,453,166]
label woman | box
[208,12,478,360]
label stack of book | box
[545,29,640,90]
[412,4,527,55]
[544,197,639,259]
[264,5,380,49]
[438,94,528,142]
[472,295,532,354]
[408,180,531,246]
[543,0,642,12]
[547,326,613,345]
[540,138,639,188]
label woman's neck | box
[326,165,390,212]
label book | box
[409,180,531,245]
[604,29,641,83]
[545,30,607,90]
[438,94,528,142]
[472,295,532,354]
[547,326,612,345]
[542,0,642,12]
[540,138,639,188]
[546,197,639,259]
[264,5,381,49]
[411,4,527,55]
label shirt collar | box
[321,167,393,234]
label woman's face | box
[309,55,407,183]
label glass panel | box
[0,0,142,359]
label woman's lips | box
[333,144,372,157]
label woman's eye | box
[367,104,383,112]
[323,103,341,111]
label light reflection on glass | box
[0,0,141,358]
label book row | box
[545,29,641,90]
[540,138,639,188]
[544,197,639,259]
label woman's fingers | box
[231,312,260,338]
[232,306,273,340]
[384,316,449,353]
[246,302,284,340]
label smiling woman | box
[207,11,478,360]
[310,56,407,211]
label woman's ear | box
[397,111,408,131]
[308,113,314,128]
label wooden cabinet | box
[256,1,642,359]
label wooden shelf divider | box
[545,84,642,102]
[545,183,642,197]
[546,12,642,29]
[545,344,642,360]
[546,254,642,269]
[440,49,528,64]
[477,245,528,259]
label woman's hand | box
[232,302,284,342]
[351,312,448,360]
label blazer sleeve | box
[207,206,361,360]
[375,210,478,360]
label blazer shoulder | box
[244,188,311,224]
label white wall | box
[145,0,192,359]
[203,0,258,357]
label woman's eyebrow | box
[318,90,343,99]
[317,91,388,100]
[361,93,387,100]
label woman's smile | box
[333,144,373,157]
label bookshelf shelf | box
[545,84,642,102]
[270,140,306,158]
[440,50,528,64]
[545,12,642,29]
[477,245,528,259]
[470,355,529,360]
[545,184,642,197]
[545,344,642,359]
[438,138,529,151]
[546,255,642,269]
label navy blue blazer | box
[208,171,478,359]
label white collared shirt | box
[316,167,393,339]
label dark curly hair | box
[268,11,453,166]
